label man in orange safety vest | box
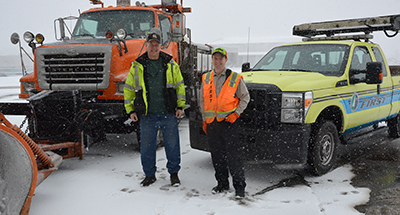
[199,47,250,199]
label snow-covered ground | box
[1,75,370,215]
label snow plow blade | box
[0,112,63,215]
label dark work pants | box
[207,120,246,192]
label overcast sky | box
[1,0,400,62]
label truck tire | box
[308,120,339,176]
[387,113,400,138]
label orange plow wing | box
[0,113,63,215]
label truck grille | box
[43,53,105,83]
[241,84,282,130]
[36,46,112,90]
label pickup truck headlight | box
[281,92,313,123]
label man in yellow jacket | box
[200,47,250,199]
[124,28,185,187]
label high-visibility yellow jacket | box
[124,51,186,116]
[202,70,242,123]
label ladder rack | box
[293,14,400,41]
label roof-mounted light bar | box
[293,14,400,40]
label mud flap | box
[188,112,209,151]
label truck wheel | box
[308,120,339,176]
[387,113,400,138]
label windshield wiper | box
[75,34,95,38]
[126,33,146,39]
[249,69,272,71]
[285,69,312,72]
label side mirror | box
[54,18,66,41]
[242,62,250,72]
[172,14,185,42]
[366,62,383,84]
[54,16,78,41]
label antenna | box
[247,27,250,63]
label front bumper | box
[25,90,132,142]
[189,117,311,165]
[238,123,311,165]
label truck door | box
[345,46,384,130]
[371,46,394,118]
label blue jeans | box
[140,113,181,177]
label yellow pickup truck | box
[189,14,400,175]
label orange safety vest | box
[203,70,242,123]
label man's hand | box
[130,112,138,122]
[225,112,240,123]
[176,109,183,118]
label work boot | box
[170,173,181,187]
[211,184,229,194]
[140,176,156,187]
[235,189,245,200]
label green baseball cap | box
[212,47,227,57]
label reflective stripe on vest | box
[203,71,242,123]
[166,60,175,89]
[133,65,143,91]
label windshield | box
[252,44,350,76]
[73,10,154,38]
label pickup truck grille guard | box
[237,84,310,164]
[36,46,112,91]
[241,83,282,130]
